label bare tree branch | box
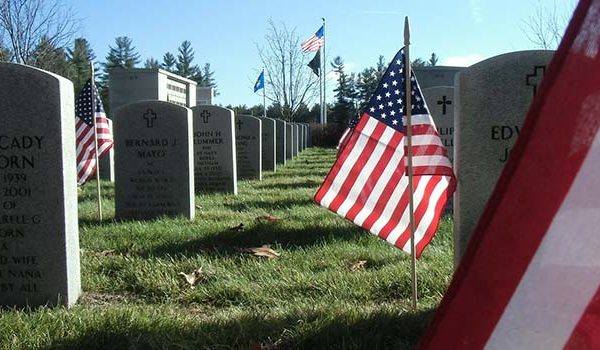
[256,19,318,121]
[0,0,78,64]
[521,0,575,50]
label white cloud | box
[360,10,403,16]
[469,0,483,23]
[442,54,487,67]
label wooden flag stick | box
[90,62,103,221]
[404,16,418,310]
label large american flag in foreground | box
[301,25,324,52]
[315,48,455,257]
[75,79,113,185]
[420,0,600,347]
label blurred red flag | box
[420,0,600,348]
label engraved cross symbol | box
[201,110,211,123]
[237,119,243,130]
[526,65,546,97]
[143,109,157,128]
[437,95,452,115]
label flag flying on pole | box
[419,0,600,347]
[308,50,321,77]
[254,70,264,92]
[315,48,455,257]
[75,79,113,185]
[301,25,324,52]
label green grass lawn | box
[0,147,454,350]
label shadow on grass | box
[250,180,323,191]
[42,307,435,350]
[138,223,366,259]
[223,197,315,211]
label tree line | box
[0,0,565,123]
[0,0,216,115]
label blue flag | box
[254,70,264,92]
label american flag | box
[421,0,600,346]
[315,47,455,257]
[75,79,113,185]
[301,25,324,52]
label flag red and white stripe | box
[301,25,324,52]
[420,0,600,347]
[75,79,113,185]
[315,48,455,257]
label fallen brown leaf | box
[255,215,281,224]
[229,223,245,231]
[178,267,204,288]
[244,245,281,259]
[350,260,368,272]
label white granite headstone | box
[235,115,262,180]
[114,101,194,219]
[0,63,80,307]
[192,105,237,194]
[291,123,299,157]
[258,116,276,172]
[275,119,287,165]
[422,86,455,162]
[454,50,554,263]
[285,123,293,160]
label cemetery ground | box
[0,147,453,349]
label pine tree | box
[101,36,140,115]
[175,40,199,79]
[161,52,176,72]
[355,66,378,111]
[144,57,160,68]
[104,36,141,70]
[375,55,386,80]
[67,38,96,93]
[429,53,439,66]
[411,58,427,68]
[330,56,356,124]
[200,63,216,87]
[29,36,74,78]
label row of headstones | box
[419,50,554,265]
[0,62,311,308]
[115,103,311,220]
[0,49,552,307]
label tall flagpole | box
[91,62,103,221]
[404,16,417,310]
[319,49,324,124]
[262,69,267,117]
[322,17,327,124]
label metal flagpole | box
[262,69,267,118]
[404,16,417,310]
[322,17,327,124]
[90,62,103,221]
[319,49,324,124]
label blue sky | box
[65,0,576,107]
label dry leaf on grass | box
[255,214,281,224]
[244,245,281,259]
[350,260,368,272]
[84,249,117,257]
[249,340,276,350]
[178,267,204,288]
[229,223,245,232]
